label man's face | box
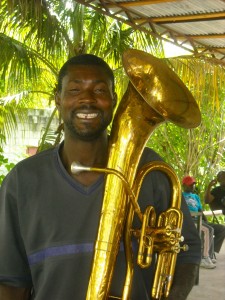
[217,172,225,184]
[183,183,195,193]
[55,64,117,140]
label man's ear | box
[55,92,61,110]
[113,92,118,109]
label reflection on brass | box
[71,49,201,299]
[123,49,201,128]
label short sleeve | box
[0,169,32,288]
[196,194,203,211]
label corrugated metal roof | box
[75,0,225,65]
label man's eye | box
[95,89,106,94]
[69,89,80,93]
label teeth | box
[77,113,98,119]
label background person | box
[205,170,225,215]
[0,54,201,300]
[183,176,225,262]
[182,176,216,269]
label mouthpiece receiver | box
[71,161,91,175]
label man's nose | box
[78,89,97,102]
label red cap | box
[182,176,196,186]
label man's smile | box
[76,112,99,119]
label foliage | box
[148,58,225,205]
[0,0,164,150]
[1,0,225,211]
[0,146,15,184]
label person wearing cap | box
[182,176,216,269]
[182,176,196,187]
[205,171,225,215]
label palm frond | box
[0,33,59,95]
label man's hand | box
[163,264,199,300]
[209,178,217,187]
[205,179,217,204]
[0,284,31,300]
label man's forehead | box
[65,65,110,79]
[218,172,225,179]
[67,64,107,73]
[67,78,108,85]
[62,65,112,85]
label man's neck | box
[60,133,109,186]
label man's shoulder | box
[17,146,57,167]
[183,192,200,200]
[140,147,163,165]
[211,185,224,196]
[4,146,59,182]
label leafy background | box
[1,0,225,211]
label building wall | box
[2,108,59,174]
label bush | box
[0,148,15,185]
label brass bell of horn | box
[123,48,201,128]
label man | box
[183,175,225,267]
[0,54,201,299]
[182,176,215,269]
[205,170,225,215]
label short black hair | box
[217,171,225,179]
[56,54,115,92]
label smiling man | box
[56,63,116,140]
[54,56,117,186]
[0,54,201,300]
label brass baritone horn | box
[71,49,201,299]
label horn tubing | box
[123,161,182,299]
[86,84,165,299]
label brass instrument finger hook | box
[137,206,156,268]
